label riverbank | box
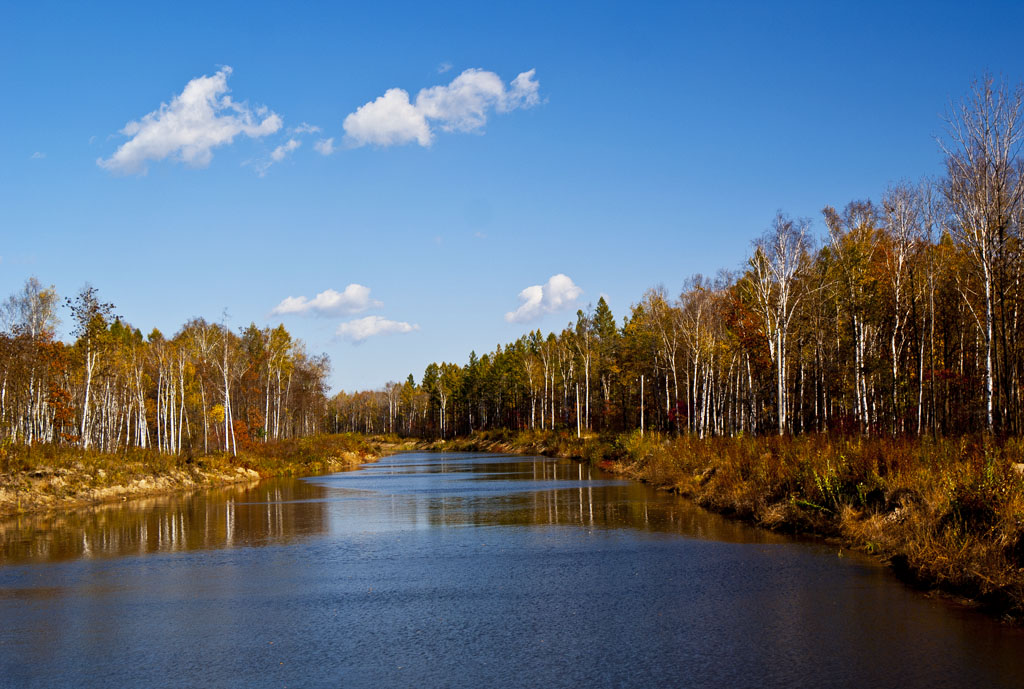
[424,429,1024,622]
[0,434,402,518]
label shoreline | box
[420,430,1024,624]
[5,431,1022,624]
[0,434,410,519]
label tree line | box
[331,76,1024,439]
[1,281,330,454]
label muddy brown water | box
[1,452,1022,688]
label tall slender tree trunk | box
[80,345,93,449]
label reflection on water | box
[0,478,330,565]
[1,454,780,565]
[2,452,1024,689]
[314,454,786,544]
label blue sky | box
[3,1,1024,391]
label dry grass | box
[0,434,384,517]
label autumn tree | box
[745,212,812,435]
[940,75,1024,432]
[66,285,115,449]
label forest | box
[333,77,1024,441]
[0,282,330,455]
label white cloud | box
[314,137,336,155]
[416,69,506,133]
[291,122,321,134]
[250,138,302,177]
[505,274,583,323]
[438,62,453,74]
[343,68,540,148]
[506,69,541,110]
[30,152,45,159]
[271,285,382,317]
[270,138,301,162]
[98,66,281,174]
[337,316,419,343]
[343,88,431,147]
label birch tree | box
[940,75,1024,433]
[67,286,114,449]
[746,212,811,435]
[882,181,923,433]
[823,200,882,433]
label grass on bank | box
[0,434,382,516]
[430,428,1024,620]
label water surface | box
[2,452,1022,688]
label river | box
[1,452,1022,688]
